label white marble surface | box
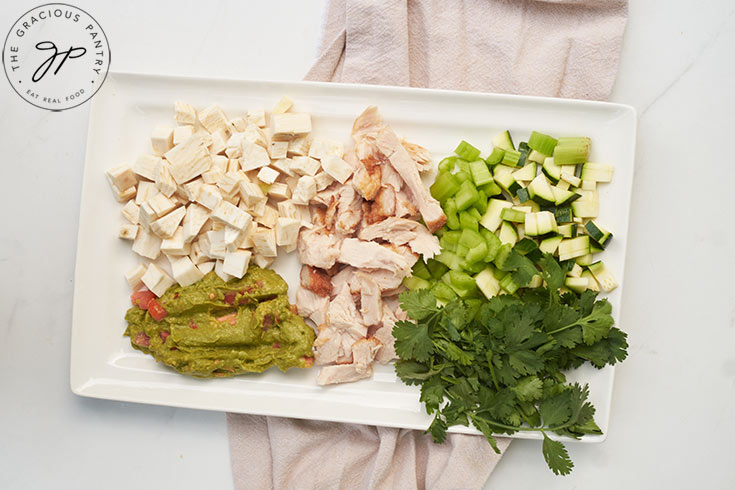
[1,1,733,489]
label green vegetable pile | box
[393,254,628,475]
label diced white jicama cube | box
[269,141,288,159]
[189,240,207,265]
[255,205,278,229]
[209,128,229,155]
[196,184,223,210]
[202,166,225,185]
[289,156,320,176]
[205,229,226,260]
[154,159,177,197]
[250,198,267,217]
[267,182,290,200]
[121,200,140,225]
[224,132,245,159]
[142,263,176,297]
[251,227,277,257]
[272,96,293,114]
[198,104,230,134]
[106,164,137,192]
[165,136,212,184]
[181,203,210,243]
[168,255,204,287]
[308,138,344,160]
[294,204,311,224]
[257,166,279,185]
[147,193,177,217]
[277,200,297,219]
[197,261,215,275]
[173,125,194,145]
[229,116,247,132]
[321,155,353,184]
[314,171,333,191]
[180,179,203,202]
[275,217,300,247]
[132,154,161,181]
[239,182,266,207]
[291,175,317,204]
[253,253,275,269]
[138,202,156,229]
[224,225,246,252]
[287,135,311,156]
[150,206,186,238]
[125,264,147,290]
[211,155,229,172]
[211,201,252,230]
[216,172,240,195]
[161,227,190,256]
[243,124,268,148]
[119,224,138,241]
[214,259,233,281]
[136,181,156,205]
[227,159,241,174]
[272,113,311,140]
[240,141,271,171]
[223,249,252,279]
[174,101,197,125]
[271,158,293,176]
[247,108,266,128]
[111,185,136,203]
[151,126,174,155]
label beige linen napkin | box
[229,1,627,489]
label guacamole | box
[124,268,315,378]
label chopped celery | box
[446,271,478,297]
[486,147,505,166]
[435,250,463,270]
[430,171,461,202]
[499,274,519,294]
[465,242,488,264]
[493,243,513,269]
[455,140,482,161]
[426,259,449,279]
[479,228,502,262]
[454,170,471,183]
[553,137,590,165]
[455,159,471,174]
[469,160,494,187]
[443,198,460,230]
[481,180,502,197]
[411,260,432,280]
[438,156,459,172]
[501,149,521,167]
[472,190,489,215]
[455,180,480,211]
[459,211,479,231]
[459,228,485,248]
[403,275,430,290]
[528,131,559,156]
[431,281,457,302]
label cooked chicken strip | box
[298,226,342,269]
[374,306,398,364]
[338,238,410,274]
[351,337,382,374]
[352,271,383,326]
[317,363,373,385]
[401,140,432,172]
[336,184,363,234]
[326,284,367,339]
[295,286,329,327]
[313,325,342,365]
[300,265,333,298]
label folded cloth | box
[229,1,627,489]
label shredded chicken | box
[298,226,342,269]
[300,265,333,297]
[317,363,373,385]
[338,238,410,274]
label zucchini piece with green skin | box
[575,253,595,266]
[498,221,518,246]
[524,211,558,236]
[565,276,589,293]
[501,207,526,223]
[485,147,505,166]
[558,236,590,261]
[557,223,576,238]
[571,199,599,219]
[528,131,559,156]
[587,261,618,292]
[589,241,604,254]
[479,198,513,232]
[528,150,546,164]
[516,187,531,203]
[475,267,501,299]
[539,235,564,254]
[567,262,584,278]
[469,160,494,187]
[454,140,481,161]
[527,275,543,288]
[430,171,461,202]
[494,171,521,196]
[455,180,480,211]
[581,270,600,292]
[552,186,581,207]
[584,220,613,247]
[493,243,513,270]
[580,162,614,182]
[511,162,537,182]
[492,130,515,152]
[553,206,573,224]
[527,174,556,206]
[541,158,563,183]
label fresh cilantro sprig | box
[393,254,628,476]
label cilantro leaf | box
[538,253,564,292]
[428,412,448,443]
[512,376,544,402]
[398,289,437,321]
[508,350,545,376]
[470,415,501,453]
[542,434,574,476]
[393,320,434,361]
[420,376,446,413]
[498,250,539,287]
[437,339,473,365]
[578,300,614,345]
[538,390,573,428]
[573,327,628,367]
[394,360,438,384]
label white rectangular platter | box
[71,72,636,442]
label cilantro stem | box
[487,352,501,391]
[473,413,578,433]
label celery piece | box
[486,147,505,166]
[454,140,482,161]
[553,137,591,166]
[499,274,520,294]
[454,170,471,183]
[411,260,432,281]
[454,180,480,211]
[434,250,463,271]
[456,243,469,258]
[481,180,503,197]
[441,230,462,248]
[528,131,559,156]
[479,229,502,262]
[443,198,460,230]
[431,281,457,302]
[426,259,449,279]
[447,271,478,297]
[501,149,521,167]
[430,171,461,203]
[459,228,484,248]
[472,189,489,215]
[403,275,431,291]
[465,242,488,265]
[463,261,486,275]
[493,243,513,270]
[438,156,459,172]
[469,160,493,187]
[459,211,479,232]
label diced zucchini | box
[565,277,589,293]
[511,162,537,182]
[498,221,518,246]
[469,160,494,187]
[479,198,513,232]
[581,180,597,191]
[501,207,526,223]
[575,253,595,266]
[492,130,515,152]
[580,162,614,183]
[527,275,543,288]
[567,262,583,278]
[475,267,501,299]
[560,171,581,187]
[527,174,555,207]
[516,187,531,203]
[580,270,600,292]
[524,211,558,237]
[455,140,481,161]
[551,187,581,207]
[528,150,546,164]
[541,158,562,183]
[557,223,576,238]
[571,199,599,218]
[558,236,590,261]
[528,131,558,156]
[584,221,613,248]
[539,235,563,254]
[587,261,618,292]
[556,179,571,191]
